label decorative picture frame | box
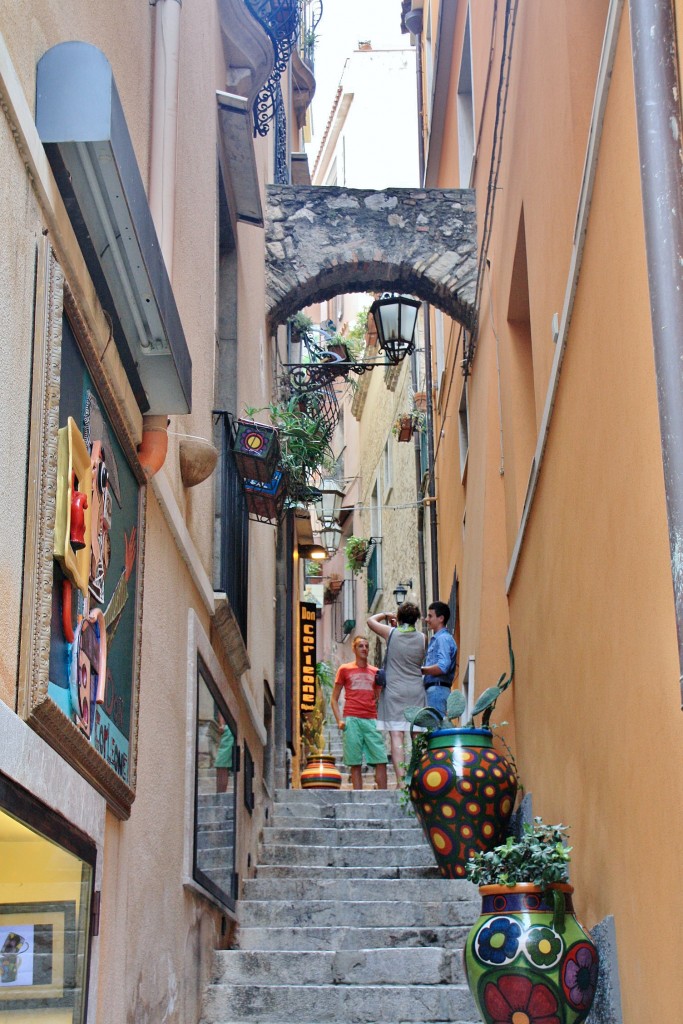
[0,901,77,1010]
[18,239,146,820]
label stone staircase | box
[200,788,480,1023]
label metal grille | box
[214,412,250,641]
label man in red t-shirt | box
[331,636,388,791]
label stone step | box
[235,924,471,951]
[199,847,239,869]
[200,982,477,1023]
[211,947,469,986]
[196,827,235,850]
[254,864,439,879]
[237,898,479,928]
[271,805,413,826]
[261,826,424,846]
[274,789,402,804]
[242,877,477,902]
[257,843,433,867]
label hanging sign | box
[299,602,317,713]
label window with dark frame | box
[193,657,238,910]
[243,743,255,814]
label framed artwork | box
[18,240,146,820]
[0,901,77,1011]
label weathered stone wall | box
[266,186,477,328]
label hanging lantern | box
[369,294,421,364]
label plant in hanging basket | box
[392,413,417,443]
[412,390,428,412]
[232,418,281,483]
[345,536,370,572]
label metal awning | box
[36,42,192,414]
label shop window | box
[193,658,238,911]
[0,773,95,1021]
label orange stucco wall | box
[426,0,683,1017]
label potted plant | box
[300,662,342,789]
[403,629,518,878]
[412,390,428,412]
[323,573,343,604]
[345,536,370,573]
[464,819,599,1024]
[304,559,323,582]
[392,413,417,443]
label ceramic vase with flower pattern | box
[464,883,599,1024]
[409,728,517,878]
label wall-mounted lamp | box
[369,294,421,365]
[314,479,345,527]
[392,579,414,606]
[319,523,342,556]
[299,543,328,561]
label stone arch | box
[265,185,477,330]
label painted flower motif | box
[562,941,599,1010]
[483,974,561,1024]
[475,917,522,965]
[524,926,563,968]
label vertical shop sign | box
[299,602,317,713]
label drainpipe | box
[406,6,440,598]
[140,0,182,475]
[411,350,428,619]
[629,0,683,703]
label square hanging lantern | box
[369,294,421,364]
[320,523,342,556]
[317,479,345,526]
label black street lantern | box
[369,294,421,364]
[392,579,413,606]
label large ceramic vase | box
[464,884,599,1024]
[409,728,517,878]
[300,755,342,789]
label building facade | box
[0,0,317,1019]
[406,0,683,1018]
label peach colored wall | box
[0,0,280,1018]
[428,0,683,1018]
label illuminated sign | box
[299,602,317,713]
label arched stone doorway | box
[265,185,477,329]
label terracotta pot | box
[409,728,517,878]
[464,883,599,1024]
[413,391,427,412]
[300,755,342,789]
[397,415,415,442]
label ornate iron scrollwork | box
[246,0,302,137]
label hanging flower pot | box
[232,419,281,483]
[243,470,286,524]
[344,536,370,573]
[409,727,518,878]
[300,754,343,789]
[413,390,428,412]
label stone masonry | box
[265,186,477,330]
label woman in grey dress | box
[368,603,426,786]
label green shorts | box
[342,716,388,767]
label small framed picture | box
[0,901,77,1010]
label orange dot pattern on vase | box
[411,737,518,879]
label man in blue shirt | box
[421,601,457,716]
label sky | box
[306,0,407,161]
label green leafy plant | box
[465,818,572,932]
[345,535,370,573]
[244,397,335,499]
[301,661,334,759]
[343,306,370,360]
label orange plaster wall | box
[507,16,683,1019]
[429,1,683,1017]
